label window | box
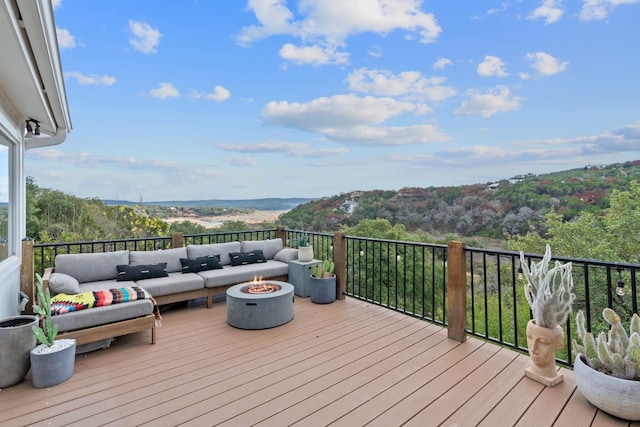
[0,144,8,262]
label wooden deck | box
[1,297,637,427]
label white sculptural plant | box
[520,245,575,329]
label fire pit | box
[226,280,294,330]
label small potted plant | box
[572,308,640,420]
[30,273,76,388]
[520,245,575,386]
[296,233,314,262]
[309,260,336,304]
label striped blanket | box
[50,286,161,322]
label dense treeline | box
[279,160,640,241]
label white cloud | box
[433,57,452,70]
[261,94,449,145]
[477,55,508,77]
[65,71,116,86]
[128,20,162,54]
[56,28,76,49]
[149,83,179,99]
[192,85,231,102]
[238,0,441,65]
[217,141,349,158]
[528,0,564,24]
[455,86,523,117]
[226,156,260,167]
[52,0,62,10]
[262,94,417,130]
[526,52,568,76]
[580,0,640,20]
[279,43,349,65]
[347,68,455,102]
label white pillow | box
[48,272,80,295]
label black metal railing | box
[32,228,640,367]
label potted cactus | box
[309,260,336,304]
[520,245,575,386]
[30,273,76,388]
[572,308,640,420]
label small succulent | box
[311,260,335,278]
[572,308,640,381]
[32,273,59,347]
[520,245,575,329]
[296,233,310,248]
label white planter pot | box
[574,353,640,421]
[298,246,313,262]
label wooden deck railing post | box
[20,238,35,314]
[276,226,286,244]
[333,231,346,300]
[447,241,467,342]
[171,232,184,248]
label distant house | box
[0,1,72,319]
[340,201,358,214]
[487,183,500,190]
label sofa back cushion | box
[130,247,187,273]
[187,241,241,266]
[55,250,130,284]
[240,238,283,260]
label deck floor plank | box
[0,296,617,427]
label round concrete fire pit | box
[226,281,294,329]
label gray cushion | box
[187,242,241,266]
[78,279,135,293]
[51,299,153,332]
[133,272,204,297]
[199,260,289,288]
[55,251,130,283]
[241,238,283,260]
[48,273,80,295]
[130,247,187,273]
[274,248,298,262]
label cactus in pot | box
[310,260,335,278]
[572,308,640,381]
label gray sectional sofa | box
[42,238,298,346]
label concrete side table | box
[288,259,321,297]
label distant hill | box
[278,160,640,238]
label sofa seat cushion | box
[55,250,130,283]
[186,242,241,266]
[133,272,204,297]
[130,247,187,273]
[198,260,288,288]
[51,299,153,333]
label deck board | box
[0,296,627,426]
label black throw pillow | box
[180,255,222,273]
[117,263,168,281]
[229,250,267,266]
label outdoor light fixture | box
[25,118,40,136]
[616,268,626,297]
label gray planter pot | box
[30,339,76,388]
[310,275,336,304]
[574,353,640,421]
[0,315,38,388]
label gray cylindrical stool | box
[310,275,336,304]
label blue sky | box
[25,0,640,202]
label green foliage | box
[295,233,310,248]
[32,273,58,347]
[26,178,171,243]
[311,260,335,278]
[572,308,640,380]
